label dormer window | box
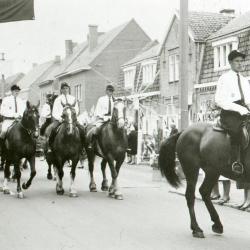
[123,66,136,89]
[212,37,238,71]
[141,60,157,85]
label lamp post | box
[179,0,189,130]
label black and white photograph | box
[1,0,250,249]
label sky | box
[0,0,250,77]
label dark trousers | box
[40,118,52,136]
[220,109,245,163]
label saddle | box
[213,119,250,150]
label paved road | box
[0,158,250,250]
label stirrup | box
[232,161,244,175]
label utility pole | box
[179,0,189,130]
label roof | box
[209,11,250,40]
[56,19,147,77]
[16,61,54,90]
[122,40,160,66]
[160,10,233,53]
[188,11,233,41]
[0,72,24,95]
[39,62,61,85]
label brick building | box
[159,10,232,127]
[196,10,250,122]
[50,19,152,113]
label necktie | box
[108,97,111,115]
[237,73,245,104]
[65,95,69,105]
[14,96,17,113]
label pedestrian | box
[127,123,138,165]
[169,123,178,136]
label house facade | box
[196,10,250,122]
[52,19,152,113]
[160,10,233,128]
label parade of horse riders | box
[1,0,250,249]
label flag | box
[0,0,34,23]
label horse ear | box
[26,101,31,109]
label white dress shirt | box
[0,95,26,118]
[94,95,114,119]
[215,70,250,115]
[52,94,79,121]
[41,103,51,119]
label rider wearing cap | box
[40,94,53,136]
[47,82,80,152]
[215,50,250,174]
[88,84,115,149]
[0,84,26,149]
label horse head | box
[22,101,40,138]
[112,99,126,129]
[61,101,77,135]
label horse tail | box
[159,132,182,188]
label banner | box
[0,0,34,23]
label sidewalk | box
[168,173,249,212]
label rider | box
[88,84,115,149]
[215,50,250,174]
[40,94,53,136]
[0,84,26,151]
[47,82,80,152]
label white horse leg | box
[69,174,78,197]
[3,178,10,194]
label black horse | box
[159,121,250,238]
[45,104,82,197]
[2,101,40,198]
[84,100,128,200]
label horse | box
[44,103,83,197]
[159,120,250,238]
[84,99,128,200]
[2,101,40,198]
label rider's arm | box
[74,100,79,116]
[215,75,249,115]
[52,97,63,121]
[41,103,51,118]
[94,98,104,119]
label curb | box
[169,189,250,213]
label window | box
[123,66,136,89]
[142,60,157,85]
[212,37,239,70]
[74,84,82,101]
[169,54,179,82]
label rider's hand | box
[103,116,110,122]
[240,108,249,116]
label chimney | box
[65,40,73,57]
[88,25,98,52]
[220,9,235,17]
[32,63,38,68]
[54,55,61,64]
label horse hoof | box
[47,173,53,180]
[89,184,97,192]
[3,189,10,195]
[69,192,78,198]
[17,192,24,199]
[22,183,27,190]
[192,231,205,238]
[101,186,109,192]
[115,194,123,200]
[212,224,223,234]
[108,192,115,198]
[56,189,64,195]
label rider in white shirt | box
[48,82,80,151]
[88,85,115,149]
[0,84,26,149]
[215,50,250,174]
[40,94,53,136]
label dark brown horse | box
[2,102,40,198]
[45,104,82,197]
[159,121,250,238]
[84,100,128,200]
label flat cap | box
[228,50,246,61]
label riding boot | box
[231,145,244,175]
[48,128,57,153]
[0,137,4,155]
